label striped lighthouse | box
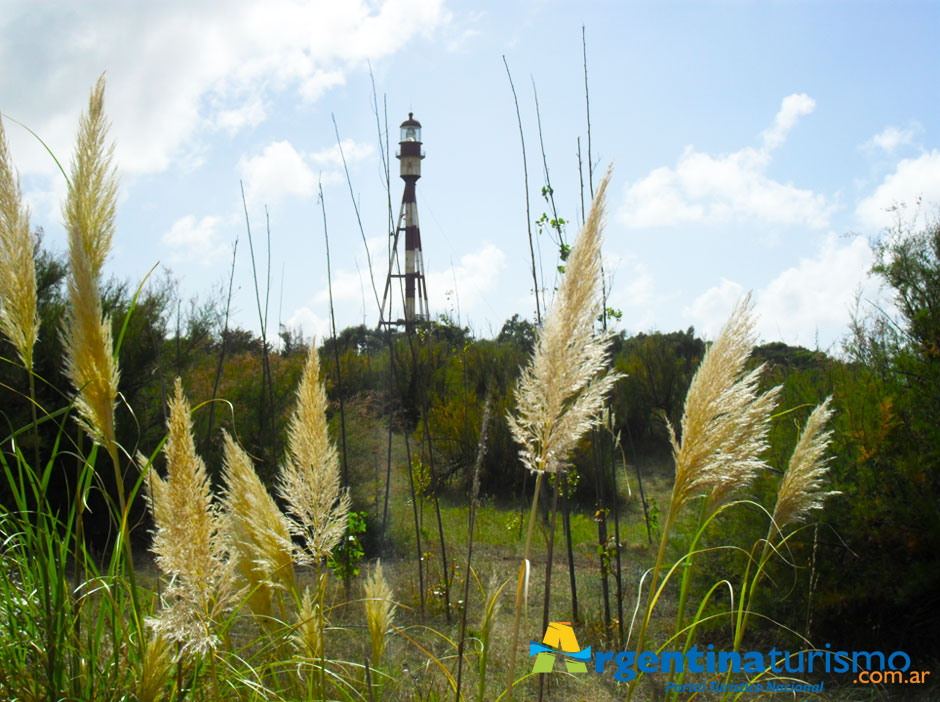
[381,113,429,326]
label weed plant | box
[0,78,856,702]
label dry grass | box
[507,166,621,477]
[669,294,780,513]
[0,112,38,371]
[62,74,121,451]
[364,560,396,664]
[220,429,295,619]
[0,74,864,702]
[278,342,351,564]
[772,396,837,530]
[146,378,233,655]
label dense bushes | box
[4,215,938,662]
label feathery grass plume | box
[61,74,120,451]
[136,633,172,702]
[505,167,619,698]
[142,453,168,530]
[0,114,39,371]
[363,560,395,664]
[772,397,837,530]
[220,429,294,618]
[670,294,780,512]
[727,398,838,663]
[292,585,324,661]
[147,379,232,655]
[506,165,620,476]
[630,295,780,698]
[277,342,350,564]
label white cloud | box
[298,68,348,102]
[863,124,919,154]
[162,214,227,263]
[683,278,746,339]
[286,305,331,342]
[756,233,874,346]
[238,140,317,205]
[0,0,447,176]
[605,252,662,330]
[619,94,830,229]
[761,93,815,151]
[316,266,377,307]
[22,177,69,235]
[855,150,940,232]
[683,234,875,346]
[312,236,387,310]
[426,242,506,319]
[212,95,267,134]
[310,139,375,168]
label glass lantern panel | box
[401,125,421,142]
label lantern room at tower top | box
[397,112,424,179]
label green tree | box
[810,213,940,653]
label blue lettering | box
[594,650,614,673]
[742,651,762,673]
[614,652,636,682]
[637,651,658,673]
[888,651,911,671]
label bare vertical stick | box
[582,27,616,639]
[562,470,579,622]
[333,113,381,314]
[455,390,492,702]
[537,474,562,702]
[400,382,426,617]
[263,208,277,461]
[319,179,352,595]
[592,426,612,635]
[583,25,595,199]
[382,413,393,535]
[369,62,394,234]
[608,419,625,645]
[404,328,453,623]
[369,70,397,548]
[626,421,653,545]
[240,182,275,468]
[577,137,586,227]
[569,135,588,624]
[175,298,181,375]
[205,235,238,444]
[531,75,575,692]
[505,53,541,589]
[503,55,541,325]
[318,181,349,487]
[531,77,565,249]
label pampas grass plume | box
[293,585,324,660]
[136,633,172,702]
[278,342,350,563]
[364,560,395,664]
[61,74,120,450]
[0,114,39,371]
[147,378,231,654]
[772,397,837,529]
[670,294,780,511]
[507,166,621,474]
[220,429,294,617]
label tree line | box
[1,218,937,656]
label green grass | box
[1,415,916,701]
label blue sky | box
[2,0,938,350]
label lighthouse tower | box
[381,113,429,326]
